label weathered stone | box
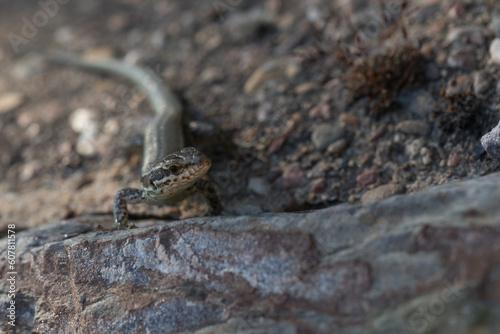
[481,121,500,161]
[311,123,345,151]
[3,173,500,332]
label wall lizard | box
[44,53,222,230]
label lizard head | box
[140,147,211,203]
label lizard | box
[43,53,222,230]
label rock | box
[361,184,405,202]
[199,66,224,84]
[310,178,327,194]
[356,168,379,188]
[445,74,473,96]
[326,138,348,156]
[491,16,500,37]
[473,70,491,96]
[324,78,351,113]
[4,173,500,332]
[447,45,477,71]
[339,113,360,127]
[481,121,500,161]
[405,139,425,159]
[225,9,275,43]
[294,82,319,94]
[489,38,500,65]
[84,47,115,60]
[445,27,488,46]
[368,126,386,142]
[244,61,281,93]
[282,162,307,189]
[0,91,23,114]
[69,108,99,156]
[309,103,331,119]
[248,176,270,196]
[355,151,374,167]
[311,123,345,151]
[447,153,461,167]
[395,120,430,136]
[447,1,466,18]
[420,147,433,165]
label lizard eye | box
[169,165,182,175]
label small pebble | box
[355,151,374,167]
[473,71,490,96]
[306,161,330,179]
[248,177,270,196]
[406,139,425,159]
[311,123,345,151]
[481,121,500,161]
[200,67,223,84]
[395,120,430,136]
[0,92,23,113]
[309,103,331,119]
[226,9,274,43]
[282,163,307,189]
[447,46,477,71]
[326,138,348,156]
[69,108,99,156]
[447,153,461,167]
[420,147,433,165]
[84,47,115,60]
[310,178,327,194]
[295,82,319,94]
[447,1,466,19]
[489,38,500,65]
[339,113,360,127]
[285,61,300,79]
[369,126,386,142]
[445,27,487,46]
[361,184,405,202]
[491,16,500,37]
[356,168,379,188]
[244,61,280,93]
[445,75,472,96]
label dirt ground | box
[1,0,500,230]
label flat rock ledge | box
[2,174,500,333]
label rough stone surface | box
[3,173,500,333]
[481,121,500,161]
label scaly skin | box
[45,53,221,230]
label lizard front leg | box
[97,188,145,231]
